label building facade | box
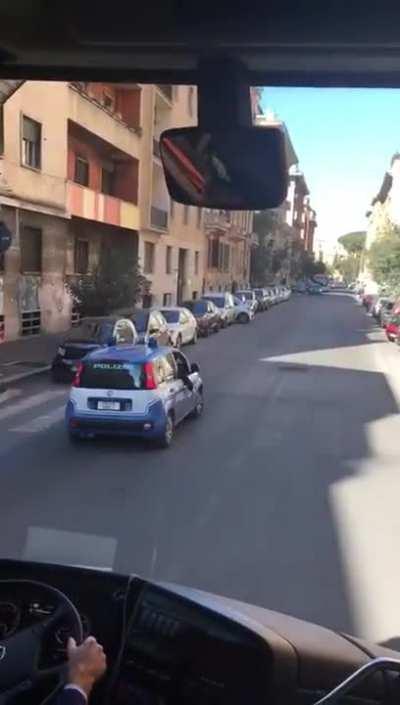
[0,81,254,341]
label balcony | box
[204,209,232,232]
[156,85,173,101]
[68,87,141,161]
[151,206,168,230]
[67,182,140,230]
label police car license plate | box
[97,401,121,411]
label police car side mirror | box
[191,363,200,374]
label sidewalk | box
[0,333,62,387]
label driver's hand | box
[67,636,107,698]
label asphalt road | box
[1,293,400,644]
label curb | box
[0,364,51,389]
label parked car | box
[307,284,323,295]
[202,292,236,327]
[233,296,255,323]
[235,289,258,313]
[160,306,198,347]
[386,315,400,341]
[66,343,204,448]
[252,288,270,311]
[381,304,395,328]
[51,316,138,382]
[373,297,394,323]
[130,308,171,346]
[182,299,221,336]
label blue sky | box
[261,87,400,253]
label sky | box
[261,87,400,255]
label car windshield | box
[130,311,149,333]
[160,310,180,323]
[66,321,110,343]
[203,296,224,308]
[185,301,207,314]
[80,360,146,390]
[3,78,400,647]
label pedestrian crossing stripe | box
[10,405,65,434]
[0,388,66,422]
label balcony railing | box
[153,138,161,158]
[204,209,231,231]
[151,206,168,230]
[157,85,173,101]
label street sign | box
[0,222,12,253]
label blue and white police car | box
[65,342,204,448]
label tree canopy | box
[368,226,400,292]
[338,231,366,254]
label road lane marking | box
[10,405,65,433]
[0,388,66,422]
[0,388,21,405]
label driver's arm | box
[57,636,107,704]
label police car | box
[65,342,204,448]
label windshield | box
[160,310,180,323]
[66,321,111,343]
[3,79,400,646]
[202,296,224,308]
[130,311,149,333]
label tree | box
[68,246,150,316]
[335,230,367,281]
[338,231,366,254]
[368,226,400,292]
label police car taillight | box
[72,362,83,387]
[144,362,157,390]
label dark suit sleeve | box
[56,687,87,705]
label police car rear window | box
[80,361,146,390]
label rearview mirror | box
[160,126,288,210]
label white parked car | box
[235,289,258,313]
[160,306,198,347]
[202,292,236,327]
[233,296,255,323]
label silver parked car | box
[202,292,236,327]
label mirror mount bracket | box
[197,56,252,130]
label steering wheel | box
[0,580,83,704]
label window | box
[188,86,194,117]
[170,199,175,218]
[163,293,172,306]
[183,205,189,225]
[74,239,89,275]
[144,242,155,274]
[166,246,172,274]
[208,239,219,268]
[22,116,41,169]
[192,291,198,300]
[161,354,177,382]
[80,361,146,390]
[142,293,153,308]
[0,252,4,272]
[20,226,42,273]
[161,310,180,324]
[74,155,89,186]
[173,350,190,377]
[194,251,200,275]
[101,166,114,195]
[197,208,202,227]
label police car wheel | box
[156,414,174,448]
[190,392,204,419]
